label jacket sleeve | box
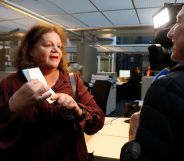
[74,75,105,135]
[0,73,38,149]
[0,78,23,149]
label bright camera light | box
[153,8,170,29]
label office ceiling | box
[0,0,183,52]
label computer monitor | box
[119,70,130,78]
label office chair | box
[91,80,112,115]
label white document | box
[22,67,55,104]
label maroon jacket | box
[0,70,105,161]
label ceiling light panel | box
[49,0,98,13]
[133,0,175,8]
[91,0,133,10]
[73,12,113,27]
[103,9,139,26]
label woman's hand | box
[51,93,82,117]
[9,79,51,113]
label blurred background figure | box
[68,62,83,77]
[68,62,90,91]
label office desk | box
[85,117,130,161]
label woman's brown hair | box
[12,23,68,71]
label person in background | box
[127,67,142,100]
[121,5,184,161]
[145,65,151,76]
[131,67,142,82]
[144,65,155,77]
[68,62,84,77]
[0,23,105,161]
[68,62,90,91]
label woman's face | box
[167,6,184,62]
[31,31,63,70]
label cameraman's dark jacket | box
[122,62,184,161]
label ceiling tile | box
[0,20,28,32]
[176,0,184,2]
[91,0,133,10]
[49,0,97,13]
[13,17,39,29]
[103,10,139,26]
[0,0,167,39]
[134,0,175,8]
[73,12,113,27]
[137,8,160,25]
[0,5,39,32]
[7,0,66,16]
[0,22,16,32]
[0,6,25,19]
[51,14,88,29]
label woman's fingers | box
[51,93,76,109]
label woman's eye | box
[44,44,52,47]
[58,45,63,49]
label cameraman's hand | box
[9,79,51,113]
[129,111,140,141]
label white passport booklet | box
[22,67,55,104]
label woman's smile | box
[50,55,59,60]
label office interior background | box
[0,0,183,116]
